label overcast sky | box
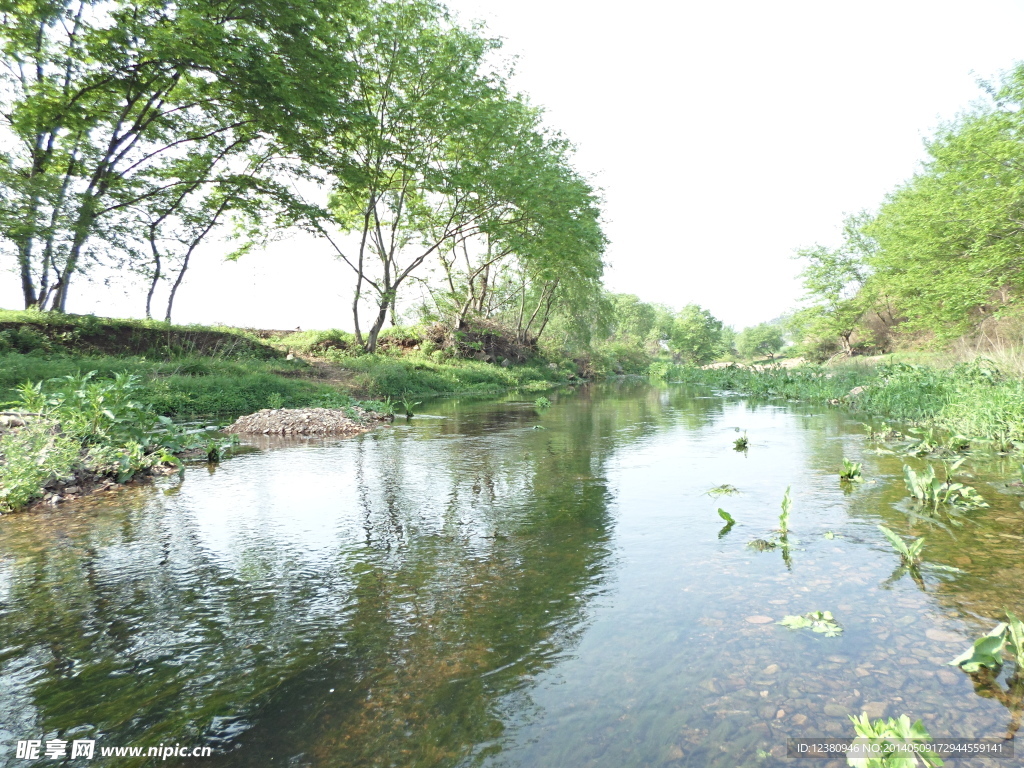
[5,0,1024,330]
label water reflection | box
[0,382,1022,767]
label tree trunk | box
[17,240,38,308]
[146,230,161,320]
[364,300,390,354]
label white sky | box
[4,0,1024,330]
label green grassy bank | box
[0,310,576,417]
[667,358,1024,451]
[0,310,582,512]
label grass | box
[0,311,576,418]
[674,357,1024,451]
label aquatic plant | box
[733,432,749,451]
[878,525,925,565]
[779,485,792,534]
[706,484,740,497]
[205,435,239,463]
[950,612,1024,673]
[902,464,988,510]
[747,538,776,551]
[840,458,863,482]
[847,713,943,767]
[717,508,735,538]
[399,396,421,418]
[778,610,842,637]
[534,396,552,410]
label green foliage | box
[778,611,842,637]
[840,458,864,481]
[534,396,552,409]
[950,612,1024,673]
[865,66,1024,339]
[779,485,792,534]
[0,421,80,512]
[902,464,988,511]
[678,359,1024,454]
[847,713,943,768]
[878,525,925,565]
[950,624,1008,674]
[706,484,739,497]
[736,323,785,360]
[793,213,873,356]
[717,508,735,524]
[733,432,749,451]
[668,305,727,365]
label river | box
[1,381,1022,767]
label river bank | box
[672,357,1024,452]
[0,310,583,512]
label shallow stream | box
[1,381,1023,766]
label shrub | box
[0,421,80,512]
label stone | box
[776,709,785,719]
[925,628,963,643]
[667,745,684,760]
[791,714,808,725]
[762,664,779,675]
[937,670,959,685]
[64,486,81,494]
[745,615,774,624]
[862,702,887,719]
[823,703,848,717]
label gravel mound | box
[223,407,391,436]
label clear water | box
[1,381,1022,767]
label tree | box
[0,0,362,311]
[794,212,873,355]
[865,65,1024,339]
[737,323,784,360]
[668,304,725,365]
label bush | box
[0,421,80,512]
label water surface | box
[1,382,1022,767]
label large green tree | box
[0,0,361,311]
[668,304,725,365]
[737,322,784,360]
[794,212,873,355]
[866,66,1024,339]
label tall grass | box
[675,358,1024,450]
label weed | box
[734,432,749,451]
[779,485,792,534]
[840,458,864,482]
[399,396,422,418]
[903,463,988,511]
[950,612,1024,673]
[778,611,842,637]
[717,508,735,524]
[878,525,925,565]
[0,421,80,512]
[847,713,943,767]
[534,396,552,410]
[706,484,740,497]
[266,392,285,409]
